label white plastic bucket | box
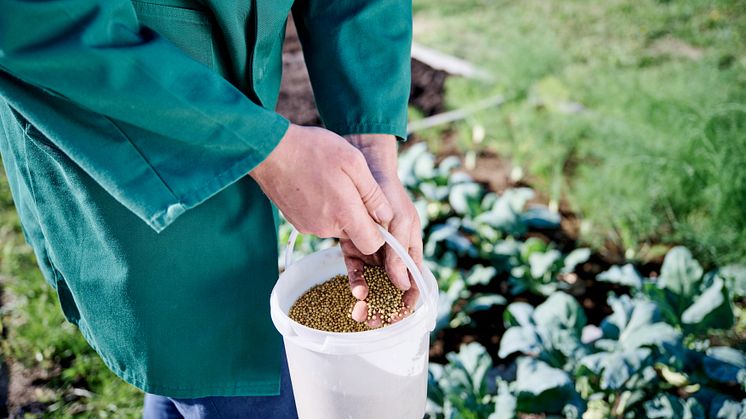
[270,225,438,419]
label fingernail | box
[397,274,411,291]
[352,302,367,322]
[374,206,393,225]
[351,283,367,300]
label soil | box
[276,17,447,126]
[0,278,56,418]
[0,358,7,418]
[409,59,447,116]
[466,151,514,194]
[6,363,53,418]
[276,17,321,127]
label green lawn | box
[411,0,746,267]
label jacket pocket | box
[131,0,217,71]
[7,105,66,161]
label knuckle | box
[342,148,365,167]
[386,249,404,265]
[412,225,423,240]
[333,207,355,230]
[362,239,382,255]
[410,208,422,223]
[360,183,383,205]
[351,148,367,165]
[411,245,423,257]
[411,237,424,252]
[391,219,409,236]
[390,258,406,270]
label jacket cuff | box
[147,115,290,233]
[324,121,408,143]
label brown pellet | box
[288,265,411,333]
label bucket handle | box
[284,224,434,317]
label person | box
[0,0,420,417]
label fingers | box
[351,299,385,328]
[341,202,385,255]
[349,275,419,327]
[341,238,379,324]
[366,313,383,328]
[409,219,424,271]
[400,215,423,310]
[402,278,420,312]
[326,167,383,255]
[384,220,412,291]
[342,151,394,227]
[341,243,368,301]
[351,300,368,323]
[339,237,381,265]
[390,281,420,325]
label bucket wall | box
[284,331,429,419]
[271,242,438,419]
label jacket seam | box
[106,117,182,206]
[325,121,407,139]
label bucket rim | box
[284,225,437,315]
[270,289,435,354]
[270,246,438,354]
[271,285,435,338]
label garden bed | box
[276,21,746,417]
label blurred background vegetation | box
[411,0,746,267]
[1,0,744,417]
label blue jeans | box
[142,351,298,418]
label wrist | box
[250,123,301,181]
[344,134,398,182]
[344,133,395,149]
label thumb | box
[343,154,394,227]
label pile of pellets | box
[289,265,411,332]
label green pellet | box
[288,265,411,333]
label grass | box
[0,162,143,418]
[411,0,746,267]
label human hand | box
[341,134,423,328]
[250,124,394,255]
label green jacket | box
[0,0,411,397]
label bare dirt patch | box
[276,18,447,125]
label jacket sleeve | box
[0,0,290,233]
[291,0,412,141]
